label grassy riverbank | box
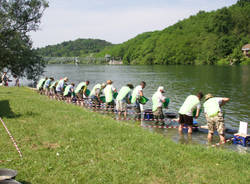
[0,87,249,184]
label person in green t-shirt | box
[116,84,134,118]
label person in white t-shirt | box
[203,93,230,143]
[131,81,146,119]
[152,86,166,124]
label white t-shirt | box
[155,92,165,108]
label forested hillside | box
[36,39,112,57]
[97,0,250,65]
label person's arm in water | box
[195,103,201,119]
[195,108,200,119]
[220,97,230,106]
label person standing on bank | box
[178,92,204,134]
[203,94,230,143]
[152,86,166,124]
[131,81,146,120]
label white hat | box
[158,86,165,93]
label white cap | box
[158,86,165,93]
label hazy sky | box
[30,0,238,48]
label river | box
[24,64,250,153]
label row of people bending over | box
[37,77,230,143]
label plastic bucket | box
[139,96,149,105]
[113,92,118,99]
[0,180,21,184]
[144,109,154,120]
[163,98,170,108]
[192,108,202,117]
[100,96,106,103]
[85,89,90,97]
[0,169,17,181]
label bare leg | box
[208,132,213,143]
[219,134,225,143]
[178,124,184,134]
[188,125,193,134]
[124,111,127,119]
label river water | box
[24,64,250,153]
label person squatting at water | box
[178,92,204,134]
[152,86,166,125]
[37,77,48,94]
[104,80,117,111]
[50,80,59,97]
[89,83,106,108]
[63,83,75,103]
[56,77,68,100]
[43,77,54,96]
[75,81,90,101]
[131,81,146,120]
[116,84,134,118]
[203,93,230,143]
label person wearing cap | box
[37,77,48,94]
[178,92,204,134]
[43,77,54,96]
[116,84,134,118]
[104,80,117,111]
[131,81,146,119]
[56,77,68,99]
[75,81,90,100]
[89,83,106,107]
[63,83,75,103]
[152,86,166,124]
[203,94,230,143]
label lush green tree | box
[36,39,112,57]
[98,0,250,65]
[0,0,48,80]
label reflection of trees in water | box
[242,66,249,89]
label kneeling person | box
[63,83,75,103]
[116,84,134,118]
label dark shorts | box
[179,114,193,126]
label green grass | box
[0,87,249,184]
